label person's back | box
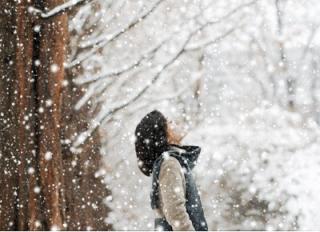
[155,154,193,230]
[150,145,208,231]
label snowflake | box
[44,151,53,161]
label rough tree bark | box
[0,0,111,230]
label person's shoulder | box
[159,154,185,185]
[160,154,182,172]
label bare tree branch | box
[300,24,320,61]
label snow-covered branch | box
[72,32,193,148]
[28,0,95,18]
[73,35,171,85]
[300,24,320,61]
[107,76,202,121]
[71,1,261,148]
[78,0,127,49]
[66,0,165,68]
[185,26,239,51]
[199,0,258,28]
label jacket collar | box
[168,144,201,170]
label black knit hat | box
[135,110,169,176]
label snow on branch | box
[97,0,256,112]
[71,0,260,148]
[114,76,202,118]
[300,24,320,61]
[78,0,127,48]
[186,25,241,51]
[74,80,105,110]
[72,34,192,148]
[74,35,173,85]
[28,0,95,19]
[200,0,258,28]
[66,0,165,68]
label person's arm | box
[159,157,195,231]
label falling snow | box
[44,151,53,161]
[50,64,59,73]
[1,0,320,231]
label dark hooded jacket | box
[150,145,208,231]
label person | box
[134,110,208,231]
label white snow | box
[27,167,35,175]
[50,64,59,73]
[33,186,41,194]
[44,151,53,161]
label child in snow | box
[135,110,208,231]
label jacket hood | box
[168,144,201,170]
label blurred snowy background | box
[68,0,320,230]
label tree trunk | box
[0,1,111,230]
